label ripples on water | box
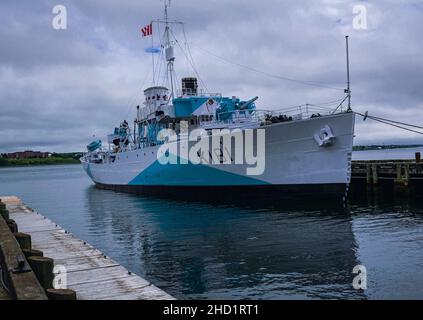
[1,164,423,299]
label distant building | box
[3,151,50,159]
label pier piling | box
[366,164,372,184]
[6,219,18,233]
[0,203,47,300]
[14,232,32,251]
[0,208,9,220]
[22,248,44,259]
[28,256,54,290]
[46,288,77,300]
[372,164,378,185]
[352,159,422,191]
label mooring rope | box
[355,111,423,135]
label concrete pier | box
[0,196,174,300]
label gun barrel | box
[239,96,259,109]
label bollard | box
[14,232,32,250]
[46,289,77,300]
[22,248,44,259]
[6,219,18,233]
[416,152,421,163]
[27,256,54,290]
[0,208,9,220]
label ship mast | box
[164,0,176,100]
[345,35,351,111]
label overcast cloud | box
[1,0,423,152]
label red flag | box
[141,22,152,37]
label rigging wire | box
[121,66,153,122]
[180,26,213,95]
[151,22,156,85]
[170,28,211,95]
[155,22,164,85]
[312,97,346,106]
[189,44,345,91]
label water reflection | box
[2,165,422,299]
[85,185,365,299]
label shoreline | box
[0,159,80,168]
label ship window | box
[163,95,167,100]
[148,97,150,100]
[190,119,195,125]
[152,96,155,100]
[157,94,160,100]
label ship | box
[81,1,355,202]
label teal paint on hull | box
[128,155,269,186]
[85,163,94,180]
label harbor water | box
[1,148,423,299]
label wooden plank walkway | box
[1,196,174,300]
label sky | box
[1,0,423,152]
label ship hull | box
[82,112,355,200]
[95,182,347,203]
